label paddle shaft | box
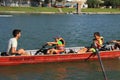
[96,49,108,80]
[35,44,48,55]
[85,53,96,61]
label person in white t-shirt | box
[7,29,29,56]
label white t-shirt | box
[7,38,18,54]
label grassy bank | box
[0,7,120,14]
[0,7,59,12]
[0,7,75,13]
[62,8,76,13]
[82,8,120,13]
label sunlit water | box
[0,14,120,80]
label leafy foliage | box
[87,0,120,8]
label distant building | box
[0,0,87,8]
[0,0,40,7]
[66,0,87,8]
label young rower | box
[47,37,65,55]
[89,32,104,52]
[110,40,120,50]
[77,32,104,53]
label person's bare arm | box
[47,42,57,46]
[111,40,120,44]
[11,47,20,54]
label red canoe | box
[0,50,120,66]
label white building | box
[0,0,39,7]
[66,0,87,8]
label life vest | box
[57,38,65,47]
[96,36,104,49]
[55,38,65,51]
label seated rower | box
[77,32,104,53]
[110,40,120,50]
[7,29,29,56]
[47,37,65,55]
[90,32,104,52]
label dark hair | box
[12,29,21,37]
[94,32,100,36]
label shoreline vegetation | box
[0,7,120,14]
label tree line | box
[87,0,120,8]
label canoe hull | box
[0,51,120,66]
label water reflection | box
[0,59,120,80]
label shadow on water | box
[0,59,120,80]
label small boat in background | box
[0,47,120,66]
[0,15,13,17]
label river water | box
[0,14,120,80]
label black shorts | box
[11,53,21,56]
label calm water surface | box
[0,60,120,80]
[0,14,120,80]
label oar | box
[95,48,108,80]
[35,44,48,55]
[85,52,96,61]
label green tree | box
[104,0,111,7]
[87,0,103,8]
[44,0,50,5]
[111,0,120,8]
[104,0,120,8]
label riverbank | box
[81,8,120,14]
[0,7,75,14]
[0,7,120,14]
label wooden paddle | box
[95,48,108,80]
[84,52,96,61]
[85,42,108,80]
[35,44,48,55]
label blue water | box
[0,14,120,80]
[0,14,120,51]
